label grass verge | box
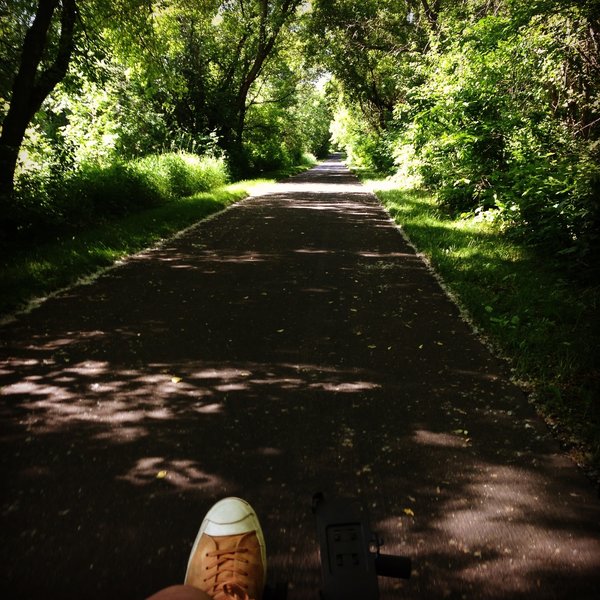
[365,179,599,478]
[0,163,313,320]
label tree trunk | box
[420,0,440,35]
[232,0,301,152]
[0,0,77,202]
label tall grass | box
[10,152,229,238]
[133,153,229,198]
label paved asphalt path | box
[1,157,599,599]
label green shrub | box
[391,10,600,268]
[6,152,229,241]
[10,171,70,233]
[68,161,165,219]
[133,152,229,198]
[130,154,176,200]
[187,154,230,192]
[244,137,294,174]
[330,104,395,173]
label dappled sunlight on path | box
[1,157,599,599]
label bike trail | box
[1,157,599,599]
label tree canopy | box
[321,0,600,266]
[1,0,598,266]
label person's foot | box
[185,497,266,600]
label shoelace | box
[203,547,253,600]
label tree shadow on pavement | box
[1,158,599,599]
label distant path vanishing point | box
[1,156,599,599]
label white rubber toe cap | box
[201,497,261,537]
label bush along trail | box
[1,158,599,600]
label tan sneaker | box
[185,497,266,600]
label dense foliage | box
[310,0,599,460]
[0,0,331,239]
[2,0,599,268]
[320,0,600,271]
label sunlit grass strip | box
[369,182,600,467]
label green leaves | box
[485,305,521,329]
